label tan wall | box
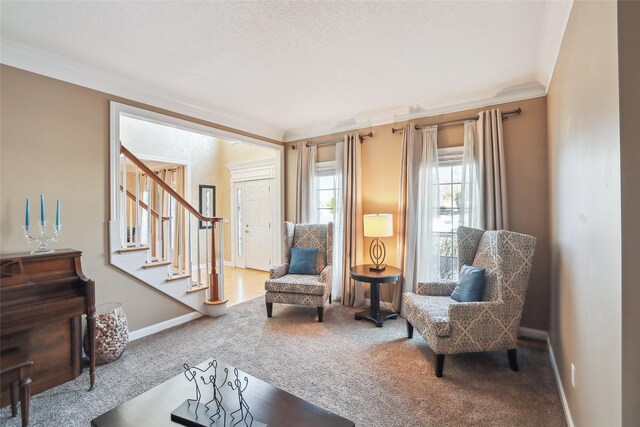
[618,1,640,424]
[0,65,280,331]
[547,1,621,426]
[286,96,550,331]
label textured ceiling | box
[0,1,572,141]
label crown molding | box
[536,0,574,90]
[282,81,547,142]
[0,38,285,141]
[226,156,276,173]
[2,29,563,145]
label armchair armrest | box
[447,301,517,351]
[320,265,332,284]
[448,301,505,321]
[416,280,457,296]
[269,264,289,279]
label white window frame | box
[315,160,337,225]
[435,146,464,280]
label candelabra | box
[23,222,61,254]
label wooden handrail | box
[120,185,170,221]
[121,146,223,224]
[121,144,223,305]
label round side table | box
[350,265,401,327]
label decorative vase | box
[84,302,129,365]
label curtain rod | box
[391,108,522,134]
[290,132,373,150]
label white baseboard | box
[129,311,203,341]
[547,337,575,427]
[518,326,548,341]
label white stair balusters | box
[196,216,201,287]
[156,184,162,261]
[146,175,152,263]
[134,165,140,248]
[217,222,225,301]
[205,221,210,298]
[114,145,226,314]
[177,204,183,276]
[120,154,127,247]
[188,211,193,288]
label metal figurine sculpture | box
[228,368,254,427]
[183,361,215,419]
[203,360,229,425]
[174,360,264,427]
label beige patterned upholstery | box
[403,226,536,376]
[265,222,333,322]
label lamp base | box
[369,264,387,272]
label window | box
[315,161,337,224]
[434,147,464,280]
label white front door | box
[245,179,272,271]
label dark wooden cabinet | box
[0,249,96,407]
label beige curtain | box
[394,123,419,311]
[477,109,508,230]
[294,143,316,223]
[144,166,187,268]
[172,166,187,271]
[147,174,158,258]
[339,133,364,307]
[393,123,440,312]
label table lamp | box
[364,214,393,272]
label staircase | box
[109,144,227,317]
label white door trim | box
[227,158,280,270]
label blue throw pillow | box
[288,248,319,275]
[451,264,486,302]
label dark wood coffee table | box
[91,359,354,427]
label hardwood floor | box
[191,266,268,306]
[222,266,268,306]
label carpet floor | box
[0,296,566,427]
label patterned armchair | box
[265,222,333,322]
[402,226,536,377]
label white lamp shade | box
[363,214,393,238]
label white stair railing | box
[118,145,225,304]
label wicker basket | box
[84,302,129,365]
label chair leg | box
[266,302,273,318]
[508,348,519,371]
[329,292,332,304]
[317,307,324,322]
[10,381,17,417]
[406,321,414,339]
[435,354,445,378]
[20,377,31,427]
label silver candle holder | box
[23,221,61,254]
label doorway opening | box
[110,102,282,305]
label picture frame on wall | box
[199,185,216,229]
